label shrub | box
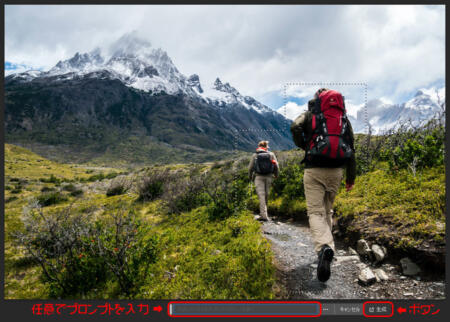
[105,172,121,179]
[40,174,61,184]
[83,172,122,183]
[378,124,445,173]
[271,159,304,199]
[88,209,159,295]
[137,170,171,202]
[11,186,22,194]
[14,205,159,298]
[391,134,444,171]
[41,186,56,193]
[86,173,105,182]
[5,196,18,203]
[106,179,130,197]
[37,191,68,207]
[70,189,84,197]
[162,174,208,214]
[62,184,77,192]
[203,166,249,220]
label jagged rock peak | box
[213,77,239,95]
[214,77,223,88]
[188,74,200,82]
[52,48,104,72]
[187,74,203,93]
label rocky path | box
[260,217,445,300]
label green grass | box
[137,207,274,299]
[334,163,445,249]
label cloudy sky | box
[5,5,445,116]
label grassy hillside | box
[4,144,274,299]
[334,163,445,269]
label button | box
[363,301,394,317]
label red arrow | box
[153,305,162,313]
[397,307,406,314]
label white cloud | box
[5,5,444,108]
[277,101,308,120]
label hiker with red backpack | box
[291,88,356,283]
[248,141,279,222]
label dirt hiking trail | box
[261,217,445,300]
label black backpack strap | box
[312,97,322,114]
[303,110,325,161]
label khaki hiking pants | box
[303,167,344,254]
[254,174,273,219]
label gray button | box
[364,302,393,316]
[335,303,363,315]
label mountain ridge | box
[5,34,293,165]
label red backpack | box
[305,90,353,166]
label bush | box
[105,172,121,179]
[86,173,105,182]
[83,172,122,183]
[106,179,130,197]
[390,134,444,171]
[37,191,68,207]
[137,170,171,202]
[62,184,77,192]
[162,174,209,214]
[11,186,22,194]
[70,189,84,197]
[203,166,249,220]
[377,123,444,173]
[14,205,159,298]
[40,174,61,184]
[41,186,56,193]
[5,196,18,203]
[271,159,304,199]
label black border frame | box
[1,1,448,321]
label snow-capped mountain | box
[8,33,275,116]
[199,77,273,114]
[5,33,294,164]
[356,89,444,133]
[49,48,104,74]
[278,88,445,134]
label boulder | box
[356,239,372,258]
[371,244,386,262]
[374,268,389,281]
[358,267,377,286]
[348,247,358,256]
[400,258,421,276]
[334,255,360,265]
[356,262,368,270]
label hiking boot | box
[317,245,334,282]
